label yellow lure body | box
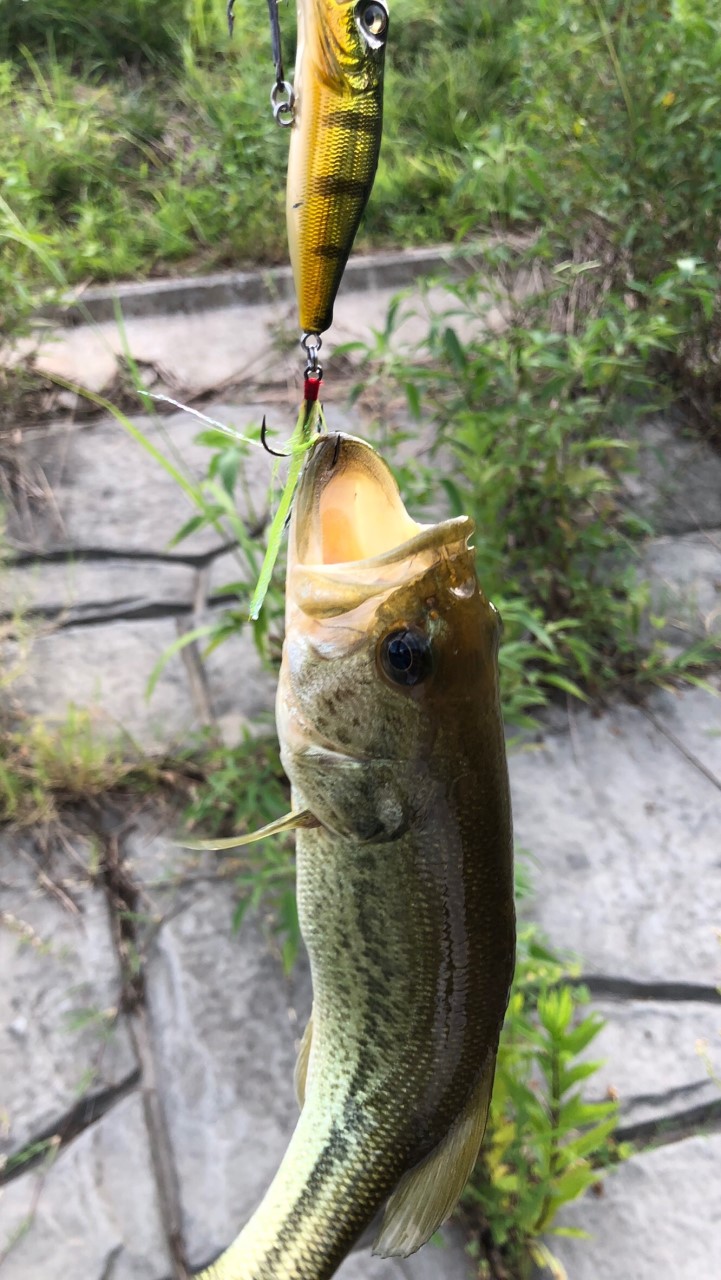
[287,0,389,335]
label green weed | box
[462,927,629,1279]
[3,0,721,419]
[349,258,721,719]
[0,704,170,825]
[0,1135,60,1179]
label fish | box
[287,0,389,336]
[196,432,515,1280]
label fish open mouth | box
[289,433,473,616]
[294,432,472,566]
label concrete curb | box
[38,237,534,328]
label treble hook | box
[260,416,291,459]
[227,0,294,123]
[267,0,295,124]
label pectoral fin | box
[294,1011,314,1109]
[373,1057,496,1259]
[180,810,320,851]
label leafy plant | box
[462,922,629,1279]
[349,258,721,719]
[124,407,287,682]
[0,704,168,825]
[3,0,721,426]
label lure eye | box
[356,0,389,44]
[378,628,432,688]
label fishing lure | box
[287,0,389,337]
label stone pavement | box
[1,267,720,1279]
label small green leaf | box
[146,624,215,699]
[249,400,324,620]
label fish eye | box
[356,1,389,44]
[378,627,432,688]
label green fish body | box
[198,434,515,1280]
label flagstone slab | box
[0,833,136,1165]
[622,413,721,536]
[337,1226,473,1280]
[128,824,311,1272]
[643,528,721,642]
[0,558,197,625]
[509,689,721,988]
[583,998,721,1132]
[541,1133,721,1280]
[2,618,200,753]
[7,406,270,559]
[0,1093,171,1280]
[649,679,721,779]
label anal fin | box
[373,1056,496,1259]
[294,1010,314,1109]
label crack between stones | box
[127,1008,189,1280]
[100,824,190,1280]
[0,1070,140,1186]
[7,541,240,569]
[637,703,721,793]
[579,974,721,1004]
[0,600,198,628]
[617,1095,721,1150]
[622,1078,716,1113]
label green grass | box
[3,1,721,410]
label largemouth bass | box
[198,433,515,1280]
[287,1,389,336]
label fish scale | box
[195,436,515,1280]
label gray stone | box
[0,1093,171,1279]
[16,237,539,410]
[2,617,202,753]
[202,612,280,742]
[582,998,721,1131]
[27,304,293,398]
[2,595,279,753]
[643,529,721,643]
[336,1253,409,1280]
[136,853,311,1271]
[509,689,721,986]
[648,679,721,781]
[395,1226,474,1280]
[0,833,137,1164]
[621,413,721,536]
[0,558,197,625]
[336,1226,473,1280]
[7,405,271,558]
[540,1133,721,1280]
